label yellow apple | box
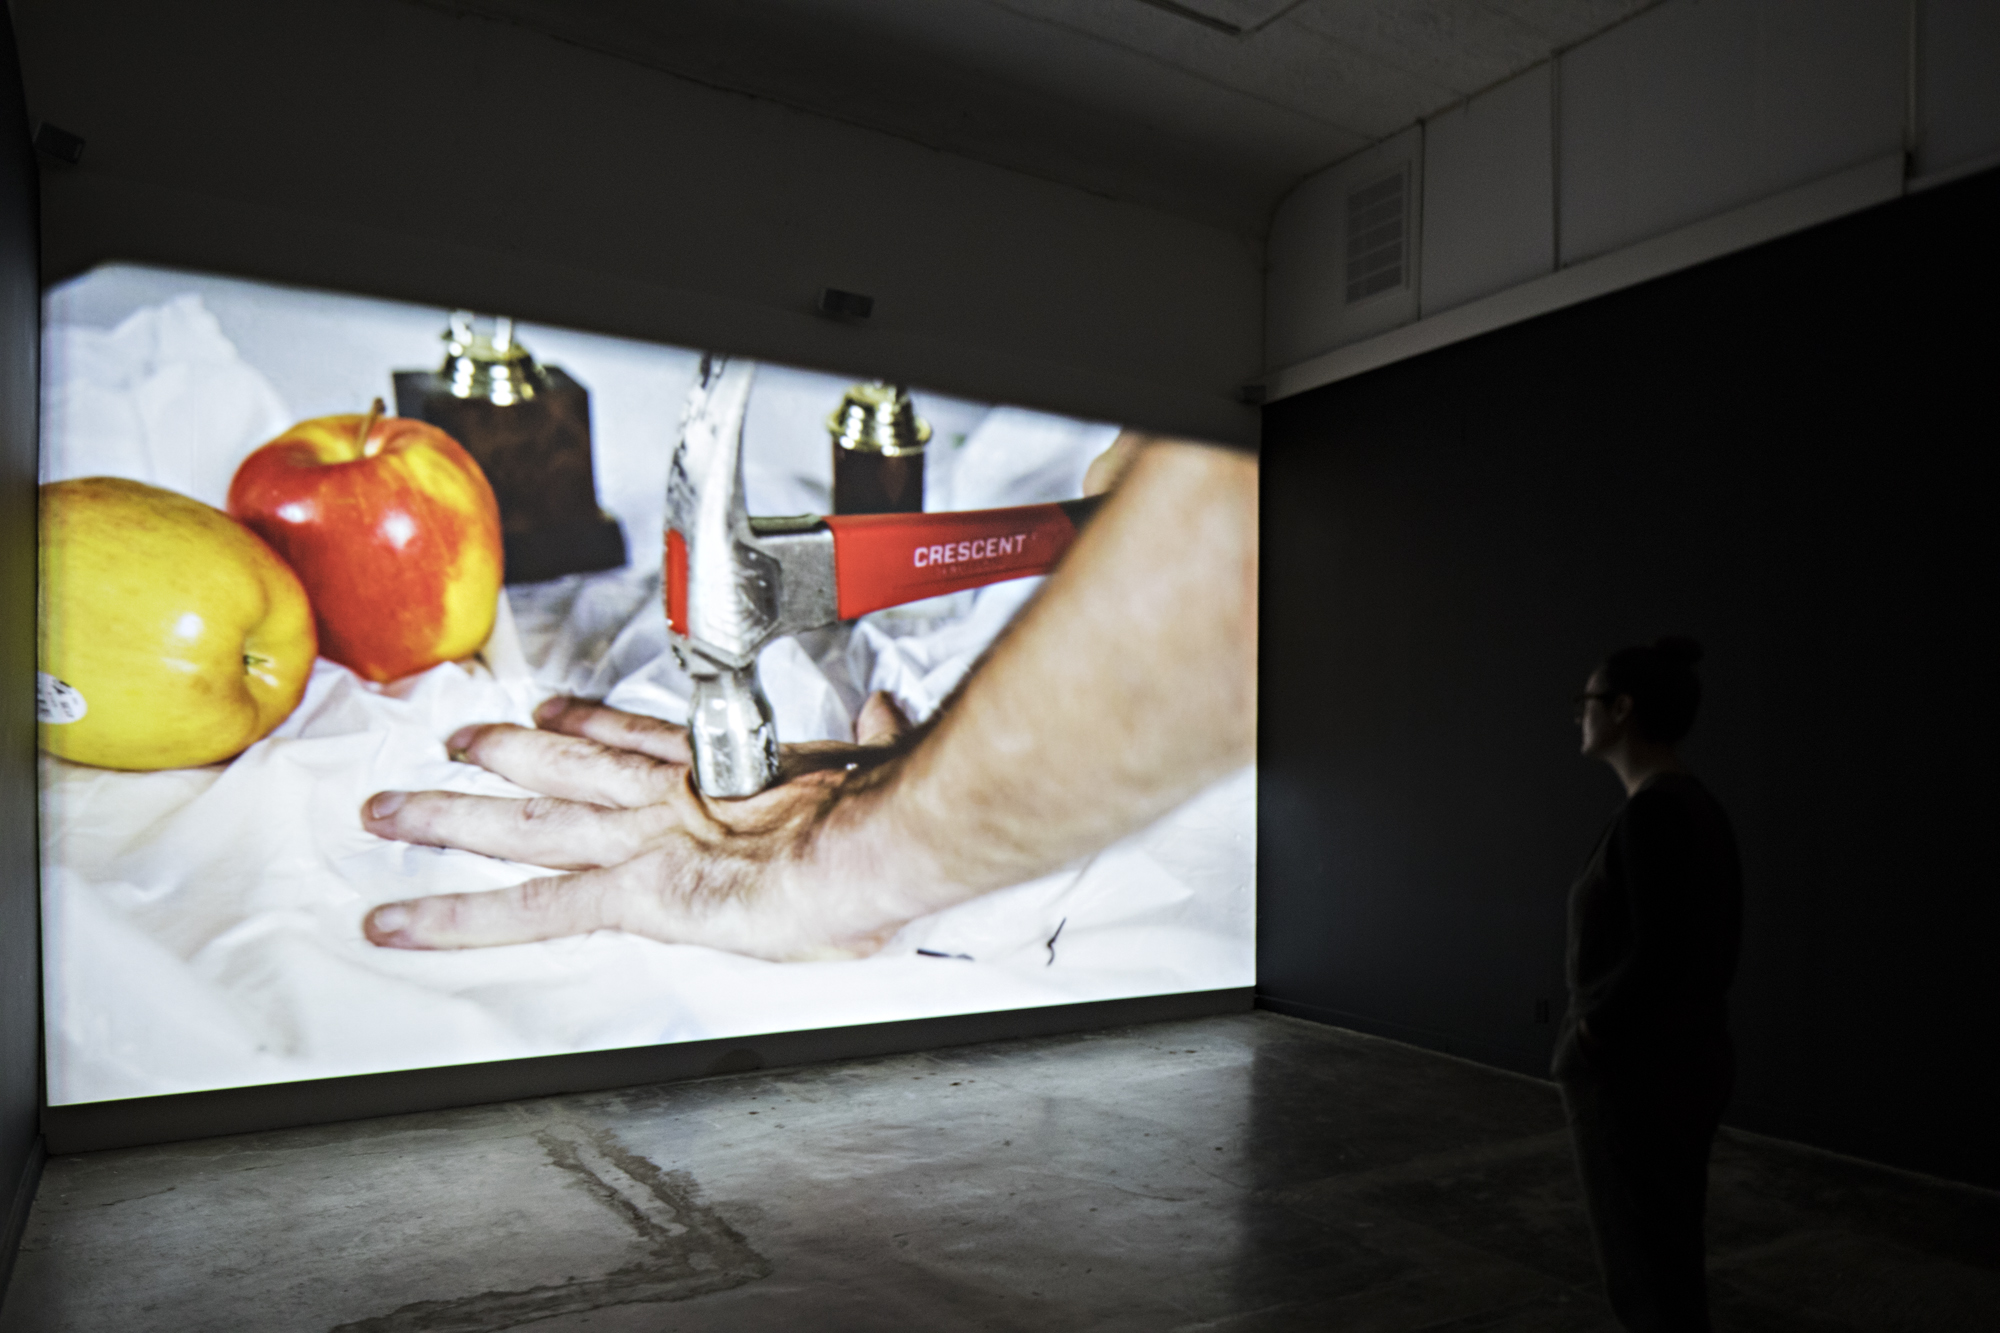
[39,477,318,770]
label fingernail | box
[534,696,566,725]
[372,904,410,933]
[445,726,480,759]
[367,791,408,820]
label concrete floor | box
[3,1012,1996,1332]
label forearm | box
[839,437,1258,913]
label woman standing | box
[1558,637,1743,1332]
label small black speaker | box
[33,122,85,165]
[818,287,874,320]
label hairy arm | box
[865,435,1257,906]
[361,435,1258,956]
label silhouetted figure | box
[1557,637,1742,1332]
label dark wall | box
[1258,168,2000,1189]
[1,10,43,1289]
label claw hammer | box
[665,357,1101,797]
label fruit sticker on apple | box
[229,400,504,683]
[38,477,319,770]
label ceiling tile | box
[403,0,1659,235]
[1286,0,1555,95]
[1479,0,1659,47]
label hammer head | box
[666,357,778,797]
[665,357,839,797]
[668,358,772,666]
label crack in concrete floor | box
[330,1119,769,1332]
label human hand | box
[360,692,936,960]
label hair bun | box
[1653,635,1704,666]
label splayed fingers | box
[533,695,693,763]
[365,867,627,949]
[361,692,925,956]
[364,845,898,960]
[360,788,686,870]
[445,722,684,808]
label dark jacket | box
[1554,773,1742,1080]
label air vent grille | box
[1345,169,1408,303]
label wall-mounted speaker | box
[818,288,874,320]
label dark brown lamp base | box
[501,509,630,585]
[394,364,629,584]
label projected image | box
[38,266,1255,1106]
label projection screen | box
[37,265,1255,1106]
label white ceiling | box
[415,0,1660,235]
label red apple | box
[228,400,503,683]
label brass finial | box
[441,311,549,406]
[827,382,931,457]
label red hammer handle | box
[824,498,1100,620]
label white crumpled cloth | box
[39,268,1255,1106]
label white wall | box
[1265,127,1422,365]
[1558,0,1905,266]
[1267,0,2000,385]
[1419,65,1553,317]
[12,0,1263,447]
